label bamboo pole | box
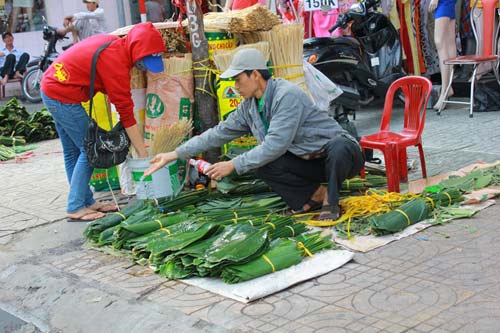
[185,0,219,163]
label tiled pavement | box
[1,100,500,332]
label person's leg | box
[0,54,16,84]
[320,135,365,219]
[41,91,96,215]
[14,52,29,78]
[255,152,326,211]
[434,17,456,109]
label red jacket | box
[41,22,166,128]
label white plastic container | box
[127,157,180,199]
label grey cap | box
[220,48,268,79]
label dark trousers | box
[0,53,29,78]
[256,135,365,210]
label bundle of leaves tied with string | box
[220,231,334,284]
[84,200,147,242]
[369,189,463,236]
[158,215,307,280]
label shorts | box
[435,0,457,19]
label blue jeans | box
[41,90,96,214]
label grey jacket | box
[176,78,349,174]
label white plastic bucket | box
[127,158,181,199]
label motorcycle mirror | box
[349,3,365,13]
[320,4,332,12]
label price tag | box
[370,57,380,67]
[304,0,339,12]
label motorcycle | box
[22,17,68,103]
[303,0,405,116]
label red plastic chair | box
[438,0,500,117]
[360,76,433,192]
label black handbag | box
[83,41,131,169]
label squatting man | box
[145,48,364,220]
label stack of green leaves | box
[112,211,190,249]
[84,200,147,242]
[220,231,333,284]
[341,174,387,192]
[98,205,158,246]
[147,220,226,267]
[0,99,57,142]
[159,223,270,279]
[369,198,430,235]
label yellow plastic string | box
[262,254,275,272]
[285,225,295,236]
[425,197,435,211]
[114,212,126,220]
[161,228,171,236]
[283,73,305,80]
[265,222,276,230]
[444,192,452,205]
[394,209,411,225]
[299,190,419,229]
[155,219,163,228]
[297,241,314,257]
[269,64,303,70]
[232,211,238,224]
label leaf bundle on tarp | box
[220,231,333,284]
[369,199,430,235]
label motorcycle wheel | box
[22,67,43,103]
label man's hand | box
[205,160,235,181]
[143,151,178,177]
[0,52,5,57]
[428,0,438,12]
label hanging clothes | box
[419,0,440,75]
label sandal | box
[317,204,341,221]
[286,199,323,215]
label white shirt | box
[73,8,107,41]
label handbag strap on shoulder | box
[88,40,113,119]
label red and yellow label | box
[53,62,69,82]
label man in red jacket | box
[41,22,166,222]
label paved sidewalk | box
[1,99,500,332]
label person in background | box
[57,0,106,44]
[0,31,29,85]
[146,0,166,22]
[40,22,166,222]
[144,48,364,221]
[429,0,457,110]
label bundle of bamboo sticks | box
[151,118,193,156]
[213,41,270,71]
[203,4,281,33]
[256,24,308,92]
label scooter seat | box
[304,37,360,49]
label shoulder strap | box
[88,40,112,119]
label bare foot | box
[88,201,118,213]
[14,72,23,80]
[0,76,8,85]
[67,208,105,221]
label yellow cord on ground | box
[295,190,421,238]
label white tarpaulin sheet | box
[182,249,354,303]
[334,200,496,252]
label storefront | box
[0,0,171,59]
